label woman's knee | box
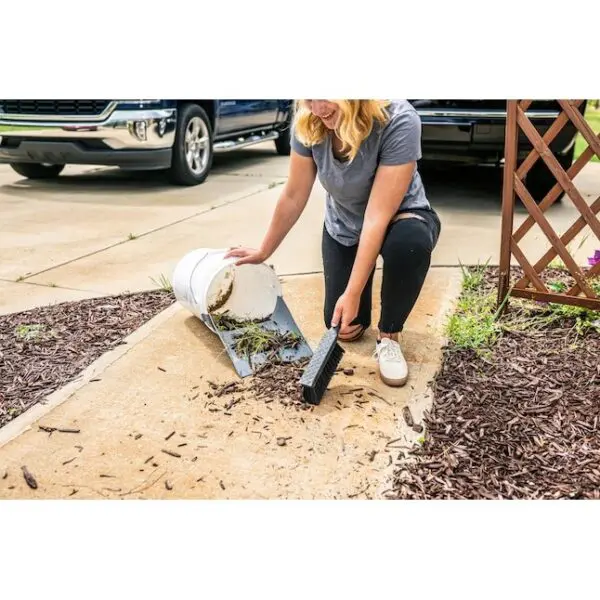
[381,218,434,268]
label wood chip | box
[161,449,181,458]
[21,466,37,489]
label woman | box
[225,99,441,387]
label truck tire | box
[274,112,292,156]
[525,146,575,204]
[10,163,65,180]
[168,103,214,186]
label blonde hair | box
[293,99,391,161]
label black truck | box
[411,99,584,201]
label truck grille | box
[0,100,111,117]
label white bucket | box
[172,248,282,334]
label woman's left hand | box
[331,290,360,332]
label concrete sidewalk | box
[0,268,461,499]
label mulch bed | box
[390,267,600,500]
[0,291,175,428]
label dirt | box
[207,278,234,313]
[0,290,175,428]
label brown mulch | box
[0,291,175,428]
[390,268,600,500]
[247,358,312,408]
[205,357,313,411]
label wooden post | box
[497,100,519,310]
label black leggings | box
[322,208,441,334]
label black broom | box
[299,325,345,405]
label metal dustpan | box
[201,296,313,378]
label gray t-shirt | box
[291,99,431,246]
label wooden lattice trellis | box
[498,99,600,311]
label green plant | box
[15,323,47,341]
[547,280,567,293]
[534,302,600,336]
[458,258,491,293]
[446,297,501,352]
[150,273,173,293]
[446,261,503,352]
[447,263,600,353]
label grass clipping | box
[211,311,302,362]
[233,322,301,360]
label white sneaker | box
[374,337,408,387]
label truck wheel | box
[168,103,214,186]
[10,163,65,180]
[525,146,575,204]
[274,114,292,156]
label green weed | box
[458,258,491,293]
[446,260,502,352]
[445,263,600,353]
[15,323,47,342]
[150,273,173,293]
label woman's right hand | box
[224,246,268,266]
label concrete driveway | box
[1,143,599,315]
[1,145,599,499]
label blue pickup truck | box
[0,99,583,201]
[0,100,293,185]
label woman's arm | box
[225,150,317,264]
